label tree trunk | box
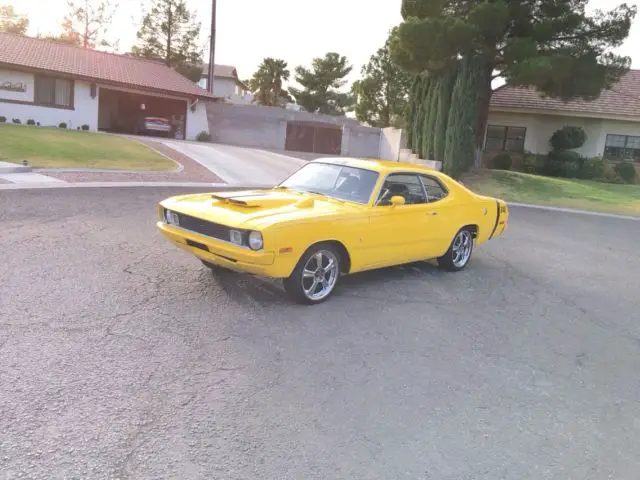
[475,64,494,167]
[83,15,90,48]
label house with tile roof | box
[486,70,640,166]
[0,32,217,140]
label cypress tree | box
[405,76,421,151]
[423,75,440,160]
[420,79,434,159]
[413,76,430,155]
[444,56,483,178]
[433,66,457,163]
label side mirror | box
[390,195,406,207]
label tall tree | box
[352,28,413,128]
[61,0,118,49]
[0,5,29,34]
[392,0,636,170]
[133,0,203,82]
[444,56,483,178]
[289,53,354,115]
[249,58,293,107]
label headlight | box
[229,230,243,246]
[248,231,263,251]
[165,209,179,226]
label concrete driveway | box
[162,141,306,185]
[2,187,640,479]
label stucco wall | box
[206,102,384,155]
[207,102,288,150]
[186,101,210,140]
[379,127,406,161]
[487,111,640,158]
[212,78,237,98]
[0,72,99,130]
[342,125,381,158]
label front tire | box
[283,244,341,305]
[437,228,474,272]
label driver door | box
[362,173,436,268]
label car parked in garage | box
[133,116,172,137]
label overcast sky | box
[4,0,640,84]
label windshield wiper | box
[303,190,345,203]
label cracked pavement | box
[1,187,640,479]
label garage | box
[97,87,188,139]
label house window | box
[485,125,526,152]
[35,76,73,108]
[604,134,640,162]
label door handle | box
[427,211,438,216]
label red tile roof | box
[0,32,216,100]
[490,70,640,119]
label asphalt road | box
[1,187,640,480]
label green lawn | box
[464,170,640,216]
[0,124,176,171]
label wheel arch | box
[461,224,479,239]
[300,239,352,274]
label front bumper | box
[157,221,288,277]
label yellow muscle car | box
[157,158,508,304]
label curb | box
[0,182,271,191]
[0,162,32,174]
[508,202,640,221]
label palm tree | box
[249,58,292,107]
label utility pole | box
[207,0,217,95]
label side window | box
[420,175,448,203]
[376,174,427,206]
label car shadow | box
[203,260,446,306]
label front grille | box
[165,209,233,243]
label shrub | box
[196,131,212,142]
[0,116,6,123]
[26,119,36,126]
[12,118,21,124]
[598,164,625,184]
[576,156,605,180]
[81,124,90,131]
[58,122,67,129]
[546,150,581,178]
[522,153,547,174]
[615,162,637,184]
[491,153,513,170]
[550,126,587,150]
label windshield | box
[280,163,380,204]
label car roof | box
[313,157,447,178]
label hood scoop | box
[211,194,258,208]
[295,197,315,209]
[211,191,303,209]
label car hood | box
[160,189,364,229]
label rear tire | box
[437,228,474,272]
[283,243,341,305]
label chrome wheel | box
[452,230,473,268]
[301,250,339,301]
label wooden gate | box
[285,122,342,155]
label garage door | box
[285,122,342,155]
